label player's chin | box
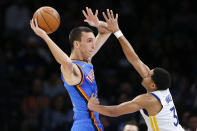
[141,81,146,88]
[87,52,93,58]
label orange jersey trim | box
[91,112,101,131]
[76,64,85,86]
[76,85,89,101]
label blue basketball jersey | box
[61,60,103,131]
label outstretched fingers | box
[88,7,98,17]
[103,9,117,22]
[110,10,114,19]
[102,12,109,22]
[115,13,118,21]
[107,9,112,19]
[82,9,88,18]
[95,9,98,16]
[87,7,93,16]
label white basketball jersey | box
[140,89,185,131]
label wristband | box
[114,30,123,38]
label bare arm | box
[91,23,111,58]
[88,94,148,117]
[30,19,80,84]
[117,36,150,78]
[102,10,150,78]
[82,7,111,60]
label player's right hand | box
[30,19,47,38]
[82,7,99,28]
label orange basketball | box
[33,6,60,34]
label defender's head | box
[69,26,95,58]
[122,120,139,131]
[141,67,171,91]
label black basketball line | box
[39,10,53,33]
[42,8,60,24]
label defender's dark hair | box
[69,26,93,51]
[151,67,171,90]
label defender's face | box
[141,69,155,90]
[78,32,95,58]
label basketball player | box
[88,10,185,131]
[30,7,111,131]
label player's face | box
[123,125,138,131]
[141,69,156,91]
[79,32,95,58]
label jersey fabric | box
[140,89,185,131]
[61,60,103,131]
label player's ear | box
[152,82,157,90]
[73,41,80,49]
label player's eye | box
[88,39,92,42]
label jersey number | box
[170,106,179,126]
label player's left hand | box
[88,93,100,111]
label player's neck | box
[146,88,157,93]
[70,50,87,61]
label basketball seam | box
[42,9,60,24]
[39,10,53,34]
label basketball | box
[33,6,60,34]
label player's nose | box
[91,42,95,50]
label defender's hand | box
[97,21,110,34]
[88,93,100,111]
[102,9,119,33]
[30,19,47,38]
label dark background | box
[0,0,197,131]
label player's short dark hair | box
[151,67,171,90]
[69,26,93,51]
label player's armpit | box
[61,63,82,86]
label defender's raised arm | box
[102,9,150,78]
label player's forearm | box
[118,36,139,62]
[91,21,111,58]
[42,35,71,65]
[92,33,111,56]
[90,104,121,117]
[117,35,150,78]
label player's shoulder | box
[136,93,154,100]
[134,93,158,107]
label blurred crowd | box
[0,0,197,131]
